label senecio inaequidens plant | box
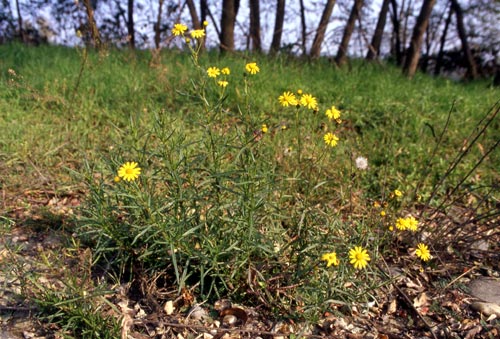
[81,21,434,318]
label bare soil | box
[1,189,499,339]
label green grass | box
[1,42,499,336]
[1,44,497,194]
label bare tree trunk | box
[82,0,102,49]
[270,0,285,53]
[494,68,500,86]
[200,0,208,23]
[335,0,364,66]
[154,0,164,49]
[434,2,453,75]
[220,0,237,52]
[389,0,402,64]
[127,0,135,49]
[366,0,390,60]
[402,0,436,78]
[299,0,307,56]
[450,0,477,79]
[421,23,432,72]
[14,0,25,43]
[423,5,445,73]
[310,0,336,59]
[400,0,412,63]
[249,0,261,51]
[187,0,201,29]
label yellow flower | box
[172,23,188,36]
[221,67,231,75]
[261,124,268,133]
[326,106,341,120]
[395,217,408,230]
[217,80,228,87]
[185,37,191,44]
[245,62,260,75]
[207,67,220,78]
[415,243,431,261]
[114,176,121,183]
[380,210,386,217]
[190,29,205,39]
[321,252,340,267]
[388,225,394,231]
[323,132,339,147]
[406,216,418,232]
[394,189,403,197]
[349,246,370,269]
[297,89,303,95]
[203,20,209,27]
[278,91,298,107]
[395,216,418,232]
[300,93,318,110]
[118,162,141,182]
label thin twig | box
[443,265,479,290]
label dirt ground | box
[1,189,499,339]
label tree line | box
[1,0,498,80]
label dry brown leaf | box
[464,325,482,339]
[413,292,430,314]
[387,299,397,314]
[220,307,248,326]
[118,300,135,339]
[405,277,423,290]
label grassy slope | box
[1,43,499,336]
[1,43,498,201]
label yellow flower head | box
[118,162,141,182]
[321,252,340,267]
[297,89,303,95]
[221,67,231,75]
[395,217,408,231]
[406,216,418,232]
[114,176,121,183]
[185,37,191,44]
[380,210,386,217]
[349,246,370,269]
[326,106,341,121]
[394,189,403,197]
[300,93,318,110]
[396,216,418,232]
[261,124,268,133]
[217,80,228,88]
[190,29,205,39]
[207,66,220,78]
[415,243,432,261]
[278,91,298,107]
[245,62,260,75]
[172,23,188,36]
[203,20,209,27]
[323,132,339,147]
